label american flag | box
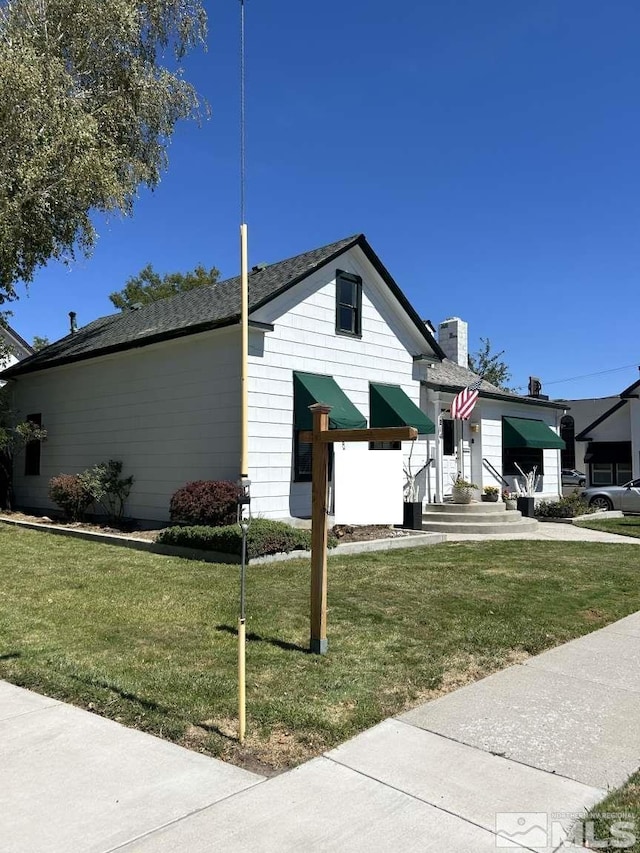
[450,378,482,420]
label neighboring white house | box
[0,323,33,378]
[561,377,640,487]
[1,235,566,524]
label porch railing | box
[482,458,510,489]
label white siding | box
[479,401,562,497]
[579,400,630,443]
[247,246,433,519]
[11,329,241,522]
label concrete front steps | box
[422,501,539,535]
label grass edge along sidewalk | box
[575,515,640,540]
[1,525,640,773]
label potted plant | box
[402,443,424,530]
[481,485,499,503]
[451,473,477,504]
[514,464,539,518]
[502,490,517,511]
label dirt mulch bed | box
[0,513,421,547]
[331,524,420,543]
[0,510,160,542]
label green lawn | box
[584,771,640,851]
[2,526,640,772]
[575,515,640,540]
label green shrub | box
[79,460,133,522]
[48,474,93,521]
[157,518,337,559]
[535,493,594,519]
[169,480,240,527]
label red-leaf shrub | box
[169,480,240,527]
[48,474,93,521]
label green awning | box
[584,441,631,464]
[369,383,435,434]
[502,416,565,449]
[293,372,367,431]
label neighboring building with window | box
[562,378,640,487]
[0,323,33,379]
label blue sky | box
[11,0,640,399]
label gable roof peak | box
[0,232,445,378]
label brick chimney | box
[438,317,468,367]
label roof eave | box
[356,236,446,360]
[422,381,569,410]
[249,234,446,360]
[0,317,242,379]
[574,398,628,441]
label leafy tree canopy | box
[32,335,50,351]
[468,337,514,392]
[109,263,219,310]
[0,0,207,301]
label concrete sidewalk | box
[2,618,640,852]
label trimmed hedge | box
[169,480,240,527]
[157,518,337,559]
[535,493,594,519]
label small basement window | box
[335,270,362,337]
[294,431,313,482]
[369,441,401,451]
[24,413,42,476]
[293,432,334,483]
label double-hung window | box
[335,270,362,337]
[24,413,42,476]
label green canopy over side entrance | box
[502,416,565,449]
[293,372,367,431]
[369,383,435,434]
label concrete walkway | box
[3,613,640,851]
[446,519,640,544]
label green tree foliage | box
[468,337,514,391]
[32,335,50,351]
[0,0,207,300]
[109,263,219,311]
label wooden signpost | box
[300,403,418,654]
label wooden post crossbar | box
[307,403,417,654]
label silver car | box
[581,479,640,512]
[562,469,586,486]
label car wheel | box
[589,495,613,511]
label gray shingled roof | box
[425,359,567,409]
[2,235,371,378]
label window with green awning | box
[502,416,565,449]
[369,383,435,434]
[293,372,367,431]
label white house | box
[2,236,441,523]
[1,235,566,524]
[421,318,566,502]
[561,377,640,487]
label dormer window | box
[335,270,362,337]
